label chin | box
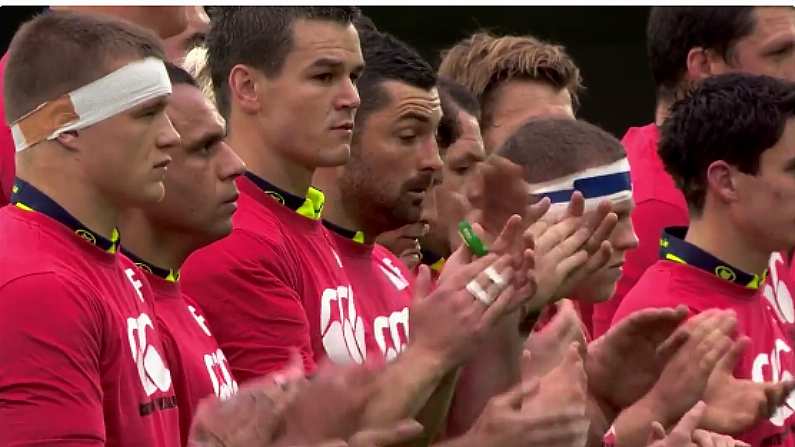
[135,183,166,206]
[316,144,351,167]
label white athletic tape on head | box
[527,158,632,212]
[11,57,171,152]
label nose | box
[419,137,444,173]
[611,217,639,252]
[218,142,246,181]
[336,76,361,111]
[157,112,181,150]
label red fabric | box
[148,273,239,446]
[612,259,795,446]
[592,124,689,337]
[0,206,180,446]
[325,230,413,362]
[181,176,354,381]
[0,52,15,205]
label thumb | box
[504,377,540,409]
[671,401,706,438]
[647,421,667,443]
[412,264,432,303]
[719,336,750,373]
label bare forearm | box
[362,346,451,428]
[446,311,524,437]
[612,395,671,447]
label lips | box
[153,157,171,169]
[331,121,354,131]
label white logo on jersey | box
[320,285,366,364]
[125,268,145,303]
[189,305,212,337]
[204,348,238,400]
[330,248,343,268]
[752,338,795,426]
[763,252,795,324]
[373,307,410,361]
[379,258,410,291]
[127,313,172,397]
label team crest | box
[75,229,97,245]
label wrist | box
[402,342,455,379]
[635,390,676,428]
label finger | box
[671,401,707,438]
[764,379,795,416]
[718,336,750,373]
[566,191,585,218]
[584,208,618,254]
[693,429,718,447]
[500,376,540,409]
[489,214,524,254]
[656,327,690,363]
[348,420,424,447]
[479,284,517,327]
[526,196,552,226]
[648,421,667,442]
[412,265,432,303]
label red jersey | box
[181,172,356,381]
[613,254,795,446]
[592,124,689,337]
[135,263,239,446]
[0,52,15,205]
[323,221,413,362]
[0,184,179,446]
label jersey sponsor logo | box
[189,304,213,337]
[751,338,795,426]
[764,252,795,325]
[127,313,173,398]
[379,257,410,291]
[204,348,239,400]
[320,285,367,364]
[373,307,409,361]
[125,268,145,303]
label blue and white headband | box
[527,158,632,211]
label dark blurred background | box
[1,6,656,137]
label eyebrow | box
[189,126,226,151]
[397,111,433,123]
[309,57,364,75]
[133,97,168,113]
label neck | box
[226,116,314,198]
[17,152,118,239]
[685,213,770,275]
[118,209,196,270]
[313,167,372,240]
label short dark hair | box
[437,77,480,150]
[354,28,437,132]
[659,73,795,214]
[165,62,198,88]
[647,6,756,101]
[497,118,626,183]
[206,6,361,117]
[4,10,164,123]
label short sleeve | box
[0,273,105,445]
[181,229,316,383]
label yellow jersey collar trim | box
[11,179,120,254]
[244,171,325,220]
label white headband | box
[11,57,172,152]
[527,158,632,212]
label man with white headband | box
[0,11,181,446]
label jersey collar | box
[244,171,324,220]
[660,226,767,289]
[322,219,365,244]
[122,248,180,282]
[11,178,120,254]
